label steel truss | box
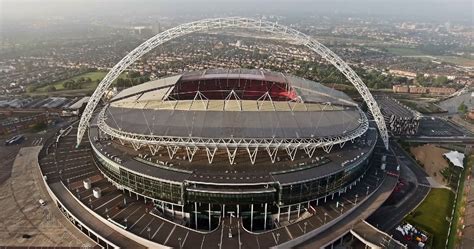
[96,105,369,164]
[77,17,389,149]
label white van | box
[39,199,46,206]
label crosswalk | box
[31,137,43,146]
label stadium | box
[37,17,401,248]
[90,68,376,231]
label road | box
[366,141,430,232]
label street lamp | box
[324,212,328,224]
[366,186,370,195]
[355,194,358,205]
[276,232,280,244]
[303,222,308,233]
[124,218,128,228]
[147,227,151,239]
[178,237,182,249]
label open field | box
[410,144,450,186]
[35,71,108,92]
[405,188,454,249]
[31,71,128,95]
[386,47,427,57]
[386,47,474,67]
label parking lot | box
[417,117,465,137]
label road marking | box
[129,212,146,230]
[163,225,176,245]
[219,220,224,249]
[94,194,121,211]
[255,236,261,249]
[139,217,155,235]
[284,226,293,240]
[152,222,164,240]
[125,205,143,220]
[181,231,190,247]
[200,235,206,249]
[111,203,136,219]
[271,232,278,245]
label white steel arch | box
[77,17,389,149]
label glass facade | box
[278,152,371,205]
[92,141,372,207]
[93,149,183,204]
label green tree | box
[458,102,468,114]
[434,76,448,86]
[46,85,56,92]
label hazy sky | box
[1,0,472,24]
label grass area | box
[386,47,474,67]
[386,47,427,56]
[35,71,108,92]
[405,188,454,249]
[447,154,473,248]
[438,56,474,67]
[33,71,128,93]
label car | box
[39,199,46,206]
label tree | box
[46,85,56,92]
[415,74,427,86]
[434,76,448,86]
[458,102,468,114]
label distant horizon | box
[1,0,472,25]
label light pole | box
[105,207,109,218]
[124,218,128,228]
[178,237,182,249]
[340,203,344,214]
[276,232,280,244]
[324,212,328,224]
[303,221,308,233]
[355,194,358,205]
[366,186,370,195]
[147,227,151,239]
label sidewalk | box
[0,146,93,247]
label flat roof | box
[105,105,363,139]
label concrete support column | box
[287,205,291,221]
[208,203,211,231]
[250,204,254,231]
[194,202,198,230]
[264,203,268,230]
[277,206,280,223]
